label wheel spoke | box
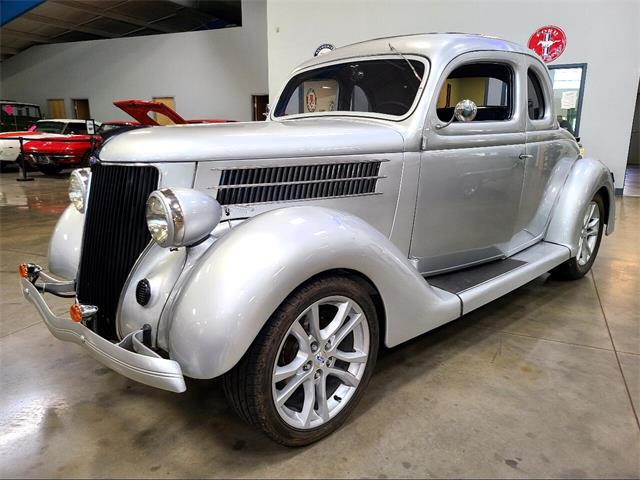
[331,313,363,349]
[289,320,311,354]
[299,379,316,428]
[307,303,322,341]
[276,371,309,407]
[323,300,352,339]
[273,354,307,383]
[333,348,368,363]
[327,367,360,387]
[585,203,596,225]
[584,240,593,258]
[315,373,330,422]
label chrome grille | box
[76,164,159,340]
[216,161,383,205]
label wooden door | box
[73,99,91,120]
[47,99,66,118]
[152,97,176,125]
[252,95,269,121]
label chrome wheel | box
[576,201,601,266]
[272,295,370,429]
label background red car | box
[22,100,232,174]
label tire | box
[223,275,379,446]
[37,164,64,175]
[551,192,605,280]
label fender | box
[545,157,615,256]
[48,205,84,280]
[167,206,461,379]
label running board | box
[426,242,570,315]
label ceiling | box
[0,0,242,61]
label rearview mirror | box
[436,99,478,130]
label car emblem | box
[315,353,326,365]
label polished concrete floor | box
[0,170,638,478]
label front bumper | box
[20,270,186,393]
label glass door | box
[548,64,587,138]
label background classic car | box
[20,33,615,446]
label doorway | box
[623,81,640,197]
[47,99,66,118]
[152,97,176,125]
[252,95,269,121]
[72,99,91,120]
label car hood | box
[98,118,404,163]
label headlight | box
[68,168,91,213]
[146,188,222,248]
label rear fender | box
[167,206,460,379]
[545,157,615,256]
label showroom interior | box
[0,0,639,477]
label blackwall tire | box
[551,192,605,280]
[223,275,379,446]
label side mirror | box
[436,99,478,130]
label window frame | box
[271,54,431,123]
[548,63,587,137]
[435,62,515,123]
[526,67,546,120]
[427,51,524,138]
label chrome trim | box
[20,273,186,393]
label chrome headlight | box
[146,188,222,248]
[68,168,91,213]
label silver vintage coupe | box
[20,34,615,446]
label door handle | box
[519,154,533,160]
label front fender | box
[545,157,615,256]
[168,206,460,379]
[48,205,84,280]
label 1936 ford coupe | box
[19,34,615,446]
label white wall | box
[266,0,640,189]
[0,0,268,122]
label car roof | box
[294,32,536,72]
[0,100,40,106]
[37,119,85,123]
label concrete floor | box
[0,170,638,479]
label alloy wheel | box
[272,295,370,429]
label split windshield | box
[274,58,426,118]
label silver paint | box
[33,33,615,391]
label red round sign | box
[528,25,567,63]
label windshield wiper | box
[388,42,422,83]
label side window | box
[436,63,512,122]
[350,85,371,112]
[527,69,546,120]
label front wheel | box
[551,193,605,280]
[223,275,379,446]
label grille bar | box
[76,164,159,340]
[216,161,382,205]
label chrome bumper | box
[20,272,186,393]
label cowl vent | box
[215,161,383,205]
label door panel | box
[412,140,525,274]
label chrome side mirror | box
[436,99,478,130]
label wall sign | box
[528,26,567,63]
[314,43,335,57]
[306,88,317,112]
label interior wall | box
[266,0,640,190]
[0,0,268,122]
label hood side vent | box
[216,161,383,205]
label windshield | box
[34,121,66,133]
[274,58,426,118]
